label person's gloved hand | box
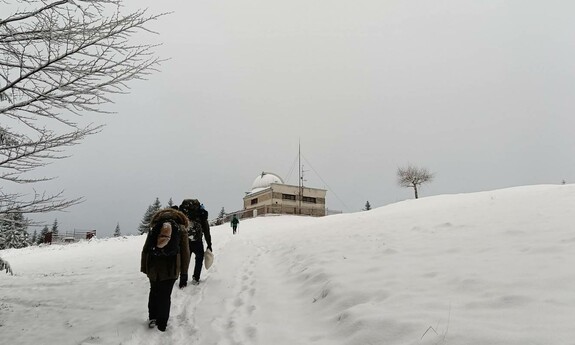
[207,244,212,253]
[179,273,188,289]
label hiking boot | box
[156,319,167,332]
[148,319,157,328]
[191,278,200,285]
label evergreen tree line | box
[33,219,62,245]
[0,215,121,250]
[0,216,65,249]
[138,197,229,233]
[138,197,170,234]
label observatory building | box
[242,172,326,218]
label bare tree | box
[0,0,165,217]
[397,164,434,199]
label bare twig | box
[0,0,165,216]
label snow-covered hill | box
[1,184,574,345]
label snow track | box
[121,221,330,345]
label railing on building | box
[210,207,342,226]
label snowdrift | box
[1,184,574,345]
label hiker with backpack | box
[231,214,239,234]
[140,208,190,332]
[179,198,212,285]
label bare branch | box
[0,188,83,214]
[0,125,102,183]
[0,0,69,26]
[0,0,164,217]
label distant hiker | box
[141,208,190,332]
[179,198,212,285]
[231,215,239,234]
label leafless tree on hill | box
[397,164,434,199]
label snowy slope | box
[1,184,574,345]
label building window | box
[302,196,316,203]
[251,198,258,205]
[282,194,296,201]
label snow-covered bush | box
[0,256,13,275]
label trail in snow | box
[121,222,333,345]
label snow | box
[1,184,574,345]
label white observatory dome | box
[251,172,284,192]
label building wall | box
[243,183,327,217]
[243,189,272,209]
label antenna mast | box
[298,141,302,214]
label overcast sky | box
[28,0,575,237]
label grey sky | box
[30,0,575,237]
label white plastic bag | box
[204,249,214,269]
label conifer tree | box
[31,230,37,244]
[152,198,162,212]
[138,198,162,234]
[138,205,155,234]
[0,221,5,248]
[51,219,59,237]
[216,207,226,225]
[0,212,30,249]
[114,223,121,237]
[37,225,49,245]
[364,201,371,211]
[168,198,174,207]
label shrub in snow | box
[0,256,13,275]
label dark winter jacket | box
[141,208,191,282]
[231,216,239,226]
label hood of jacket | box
[150,208,190,229]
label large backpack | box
[187,219,204,242]
[180,199,208,241]
[148,220,181,257]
